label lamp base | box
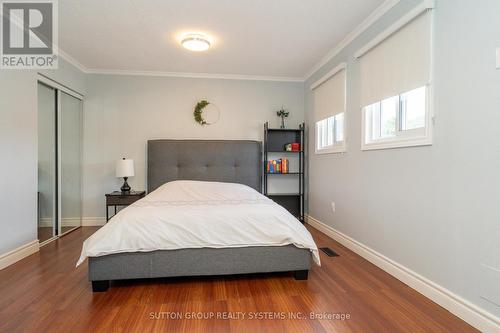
[120,177,131,193]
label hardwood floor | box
[0,226,477,333]
[37,227,53,242]
[38,226,78,243]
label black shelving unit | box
[264,122,305,222]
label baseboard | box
[38,217,52,227]
[40,217,106,227]
[0,240,39,271]
[39,217,89,227]
[61,218,83,227]
[306,215,500,333]
[0,218,103,270]
[82,217,106,226]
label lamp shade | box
[116,158,134,178]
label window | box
[311,63,346,154]
[364,86,427,145]
[316,112,345,151]
[357,8,433,150]
[334,112,344,142]
[401,86,426,130]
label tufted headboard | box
[147,140,262,193]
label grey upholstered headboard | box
[147,140,262,193]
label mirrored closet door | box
[37,83,57,243]
[60,92,83,235]
[37,77,83,244]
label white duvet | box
[77,180,320,266]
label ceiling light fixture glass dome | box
[181,34,211,52]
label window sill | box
[362,136,432,151]
[315,145,346,155]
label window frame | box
[315,112,346,155]
[361,85,433,151]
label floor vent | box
[320,247,339,257]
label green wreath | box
[194,100,210,125]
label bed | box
[79,140,319,292]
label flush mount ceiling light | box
[181,34,211,52]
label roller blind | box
[313,69,345,121]
[359,10,431,107]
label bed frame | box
[89,140,311,292]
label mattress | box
[77,180,320,266]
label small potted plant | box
[276,107,289,129]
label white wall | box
[0,58,85,255]
[83,75,304,218]
[0,71,38,254]
[305,0,500,322]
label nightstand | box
[105,191,146,221]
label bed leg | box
[92,280,109,292]
[294,270,308,280]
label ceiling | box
[59,0,385,79]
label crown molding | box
[84,68,304,82]
[57,49,303,82]
[58,49,89,73]
[310,62,346,90]
[303,0,400,81]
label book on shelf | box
[266,158,289,174]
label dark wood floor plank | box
[0,226,478,333]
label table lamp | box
[116,158,134,193]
